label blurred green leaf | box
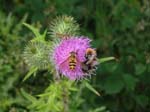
[99,57,115,64]
[123,74,138,91]
[135,64,146,75]
[103,75,124,94]
[135,95,149,107]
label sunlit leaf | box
[37,92,51,97]
[23,66,38,81]
[23,23,40,37]
[99,57,115,64]
[23,23,46,42]
[69,87,78,91]
[93,106,106,112]
[20,88,37,103]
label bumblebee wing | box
[81,62,89,72]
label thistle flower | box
[50,37,98,80]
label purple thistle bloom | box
[50,37,96,80]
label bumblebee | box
[81,48,98,74]
[85,48,97,64]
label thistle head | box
[50,37,98,80]
[23,41,51,70]
[49,15,80,40]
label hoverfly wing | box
[59,56,70,67]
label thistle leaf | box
[23,66,38,81]
[84,81,100,96]
[99,57,115,64]
[23,23,40,37]
[20,88,37,102]
[23,23,46,42]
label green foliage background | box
[0,0,150,112]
